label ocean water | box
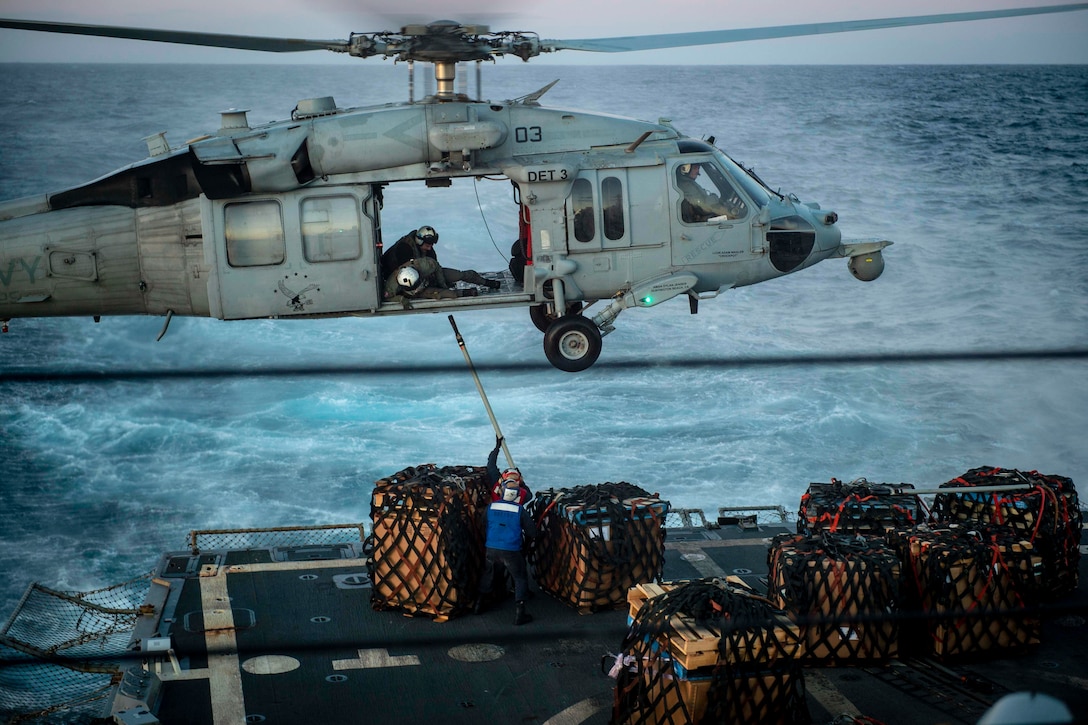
[0,63,1086,620]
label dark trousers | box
[480,547,530,602]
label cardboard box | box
[768,533,901,662]
[367,465,488,621]
[530,486,668,613]
[798,479,924,536]
[933,467,1081,599]
[895,525,1043,658]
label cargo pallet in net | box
[931,466,1081,600]
[614,578,808,725]
[528,482,669,614]
[365,464,490,622]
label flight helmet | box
[397,266,421,289]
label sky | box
[0,0,1086,64]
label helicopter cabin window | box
[571,178,595,243]
[301,196,361,263]
[676,162,748,224]
[224,201,286,267]
[601,176,624,241]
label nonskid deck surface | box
[126,518,1086,725]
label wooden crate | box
[626,580,799,672]
[932,468,1081,599]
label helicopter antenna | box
[511,79,560,106]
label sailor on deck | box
[487,436,531,505]
[477,450,538,625]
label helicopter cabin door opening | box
[202,186,379,320]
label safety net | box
[0,575,150,723]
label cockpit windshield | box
[713,150,772,209]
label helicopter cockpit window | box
[572,178,595,243]
[224,201,286,267]
[301,196,362,263]
[676,162,748,224]
[601,176,624,241]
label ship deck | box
[98,511,1088,725]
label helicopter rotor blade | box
[543,3,1088,53]
[3,3,1085,63]
[0,19,350,54]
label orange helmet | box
[500,469,523,487]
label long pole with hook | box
[449,315,515,469]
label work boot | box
[513,601,532,626]
[483,278,502,289]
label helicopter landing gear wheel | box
[529,302,583,334]
[543,314,602,373]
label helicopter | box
[1,5,1086,372]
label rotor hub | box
[347,22,540,64]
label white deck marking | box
[541,693,611,724]
[200,569,247,725]
[332,648,421,670]
[225,559,369,573]
[671,541,729,578]
[242,654,302,675]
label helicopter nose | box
[814,214,842,253]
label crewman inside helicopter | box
[382,257,457,306]
[676,163,747,223]
[381,226,501,294]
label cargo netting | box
[768,532,902,662]
[797,479,925,536]
[528,483,668,613]
[930,467,1081,599]
[889,523,1044,659]
[612,578,809,725]
[0,575,150,723]
[364,464,490,621]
